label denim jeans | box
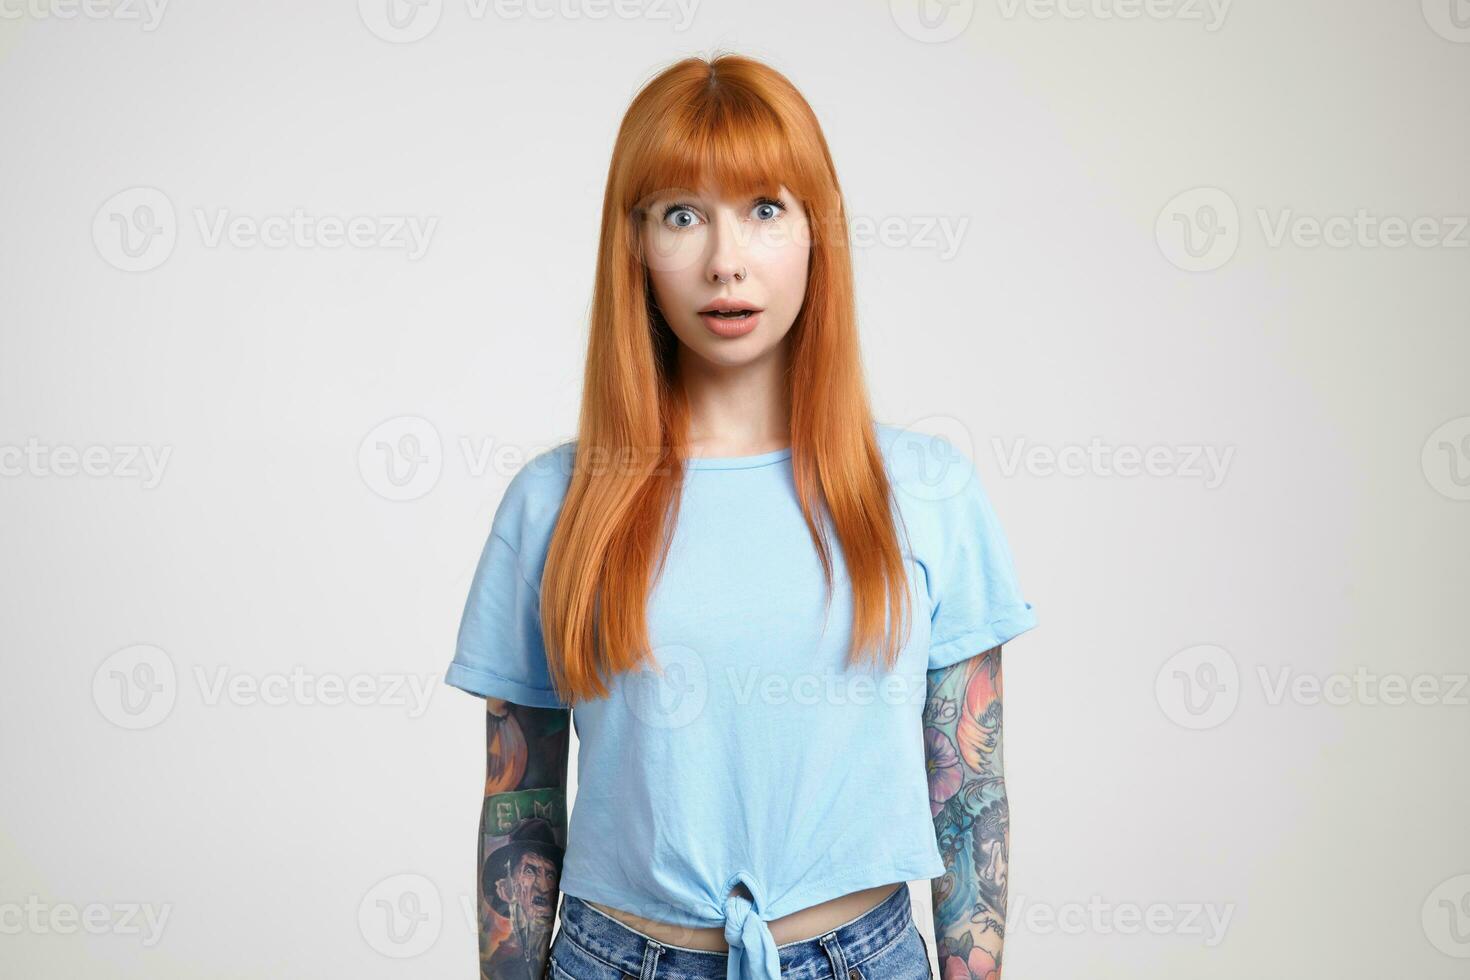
[547,882,934,980]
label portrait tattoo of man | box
[478,699,569,980]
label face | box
[498,851,557,928]
[638,181,811,369]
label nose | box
[705,212,747,284]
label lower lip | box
[699,310,762,338]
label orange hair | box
[539,52,913,703]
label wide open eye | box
[661,203,702,230]
[752,197,786,221]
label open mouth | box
[700,301,763,319]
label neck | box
[675,338,792,455]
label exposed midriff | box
[585,881,906,951]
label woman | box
[447,52,1036,980]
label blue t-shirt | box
[446,421,1036,980]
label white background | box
[1,1,1467,977]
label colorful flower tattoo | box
[925,647,1008,980]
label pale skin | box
[637,179,810,455]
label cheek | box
[642,228,705,277]
[752,235,810,306]
[642,236,707,315]
[646,266,695,321]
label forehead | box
[514,850,555,870]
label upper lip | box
[699,298,763,314]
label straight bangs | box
[623,95,815,221]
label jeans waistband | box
[557,882,913,980]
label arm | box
[478,697,571,980]
[925,645,1008,980]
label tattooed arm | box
[478,697,571,980]
[925,645,1008,980]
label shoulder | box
[488,439,578,558]
[872,420,1000,556]
[872,420,983,497]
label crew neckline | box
[683,445,793,470]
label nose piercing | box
[716,268,747,284]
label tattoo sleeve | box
[478,697,571,980]
[925,645,1008,980]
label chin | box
[694,339,769,369]
[673,322,789,367]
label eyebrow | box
[643,189,783,211]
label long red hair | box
[539,52,913,702]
